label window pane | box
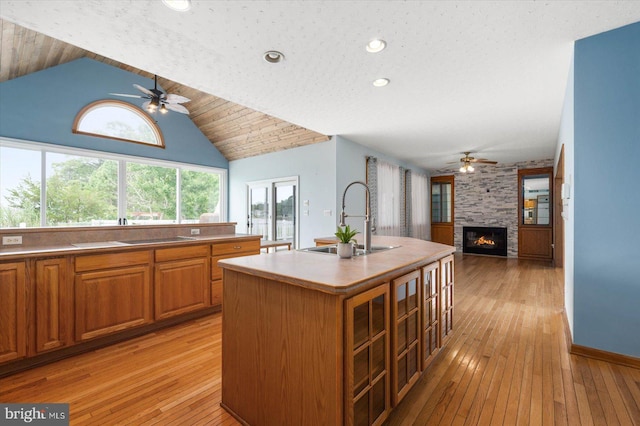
[0,146,42,228]
[45,153,118,226]
[275,184,295,241]
[75,101,163,146]
[127,163,177,224]
[431,183,441,223]
[523,175,550,225]
[180,169,221,223]
[442,183,452,222]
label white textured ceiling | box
[2,1,640,170]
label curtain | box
[410,172,430,240]
[376,160,402,236]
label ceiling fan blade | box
[133,84,155,97]
[163,103,190,114]
[164,93,191,104]
[109,93,145,98]
[473,159,498,164]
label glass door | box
[247,177,299,248]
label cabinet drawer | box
[211,252,256,280]
[155,244,209,262]
[211,239,260,256]
[75,250,151,272]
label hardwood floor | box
[1,254,639,425]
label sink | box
[118,236,196,245]
[299,244,399,256]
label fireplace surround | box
[462,226,507,257]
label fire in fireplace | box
[463,226,507,257]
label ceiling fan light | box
[467,165,474,172]
[160,104,168,114]
[459,166,466,173]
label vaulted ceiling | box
[0,18,329,161]
[2,2,640,170]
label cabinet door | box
[440,255,454,347]
[35,258,72,354]
[345,283,390,426]
[0,262,27,363]
[211,279,222,307]
[75,265,151,341]
[391,270,421,406]
[421,262,440,370]
[155,257,209,320]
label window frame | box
[72,99,165,148]
[0,137,226,228]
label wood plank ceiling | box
[0,19,329,161]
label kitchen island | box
[219,236,455,426]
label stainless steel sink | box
[299,244,399,256]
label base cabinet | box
[421,262,440,369]
[0,262,27,363]
[211,239,260,307]
[391,270,421,406]
[34,258,72,354]
[346,284,391,426]
[75,251,152,341]
[154,245,209,320]
[440,255,454,347]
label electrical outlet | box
[2,235,23,245]
[190,228,201,235]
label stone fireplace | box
[462,226,507,257]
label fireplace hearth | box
[463,226,507,257]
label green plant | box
[335,225,359,244]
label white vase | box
[337,242,354,258]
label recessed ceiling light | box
[366,39,386,53]
[373,78,390,87]
[263,50,285,63]
[162,0,191,12]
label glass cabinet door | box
[440,255,454,347]
[391,270,422,406]
[422,262,440,370]
[346,284,390,426]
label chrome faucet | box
[339,181,374,253]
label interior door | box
[518,167,553,260]
[430,175,454,246]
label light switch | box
[323,209,332,216]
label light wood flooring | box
[1,254,639,425]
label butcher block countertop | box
[219,235,455,295]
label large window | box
[0,138,225,228]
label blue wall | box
[573,22,640,356]
[0,58,228,169]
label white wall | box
[228,138,337,248]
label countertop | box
[0,233,261,261]
[219,236,455,295]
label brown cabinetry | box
[391,270,421,406]
[346,283,391,426]
[34,258,72,354]
[154,245,209,320]
[211,239,260,307]
[440,255,454,347]
[0,262,27,363]
[75,251,152,341]
[421,261,440,369]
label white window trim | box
[0,136,227,226]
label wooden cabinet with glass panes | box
[440,255,455,346]
[345,283,391,426]
[422,261,440,370]
[391,270,421,406]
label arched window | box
[72,100,164,148]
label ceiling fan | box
[110,75,190,114]
[448,152,497,173]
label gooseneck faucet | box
[339,181,374,253]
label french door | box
[247,177,298,248]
